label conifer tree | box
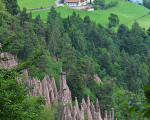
[4,0,19,15]
[0,36,45,119]
[0,0,10,26]
[68,69,84,103]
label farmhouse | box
[64,0,93,6]
[64,0,80,6]
[64,0,86,6]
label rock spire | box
[28,72,116,120]
[0,52,18,69]
[0,52,116,120]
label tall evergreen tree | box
[4,0,19,15]
[0,1,10,26]
[68,69,84,103]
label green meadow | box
[126,14,150,29]
[17,0,56,10]
[26,0,150,28]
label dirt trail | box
[116,12,150,27]
[27,5,57,12]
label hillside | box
[30,0,150,28]
[2,0,150,119]
[17,0,56,10]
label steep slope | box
[28,72,116,120]
[0,50,116,120]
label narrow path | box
[27,5,56,12]
[115,12,150,27]
[27,0,63,12]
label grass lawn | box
[126,14,150,29]
[17,0,56,10]
[31,0,150,28]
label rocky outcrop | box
[94,74,102,82]
[28,72,116,120]
[0,52,18,69]
[28,72,72,108]
[0,51,116,120]
[28,75,59,107]
[58,72,72,104]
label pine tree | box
[22,22,40,59]
[84,16,90,24]
[68,69,84,103]
[20,8,29,26]
[0,0,10,26]
[4,0,19,15]
[0,37,45,119]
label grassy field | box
[137,14,150,29]
[31,0,150,28]
[17,0,56,10]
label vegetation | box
[0,37,45,119]
[93,0,118,10]
[1,0,150,119]
[17,0,56,10]
[4,0,19,15]
[0,0,10,26]
[31,1,150,28]
[108,13,119,27]
[143,0,150,9]
[124,85,150,119]
[0,2,59,119]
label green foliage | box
[37,102,61,120]
[124,85,150,119]
[84,16,90,24]
[0,1,10,26]
[84,115,88,120]
[112,85,139,119]
[4,0,19,15]
[20,7,30,26]
[104,2,118,9]
[94,0,105,8]
[143,0,150,9]
[94,0,118,10]
[17,0,56,10]
[68,69,84,103]
[2,5,150,120]
[83,87,96,103]
[46,7,65,57]
[32,4,150,29]
[0,37,46,119]
[108,13,119,28]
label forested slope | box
[1,0,150,119]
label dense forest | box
[1,0,150,119]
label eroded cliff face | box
[0,52,116,120]
[28,72,116,120]
[0,52,18,69]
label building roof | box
[80,0,85,2]
[66,0,79,3]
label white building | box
[65,0,80,6]
[64,0,93,6]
